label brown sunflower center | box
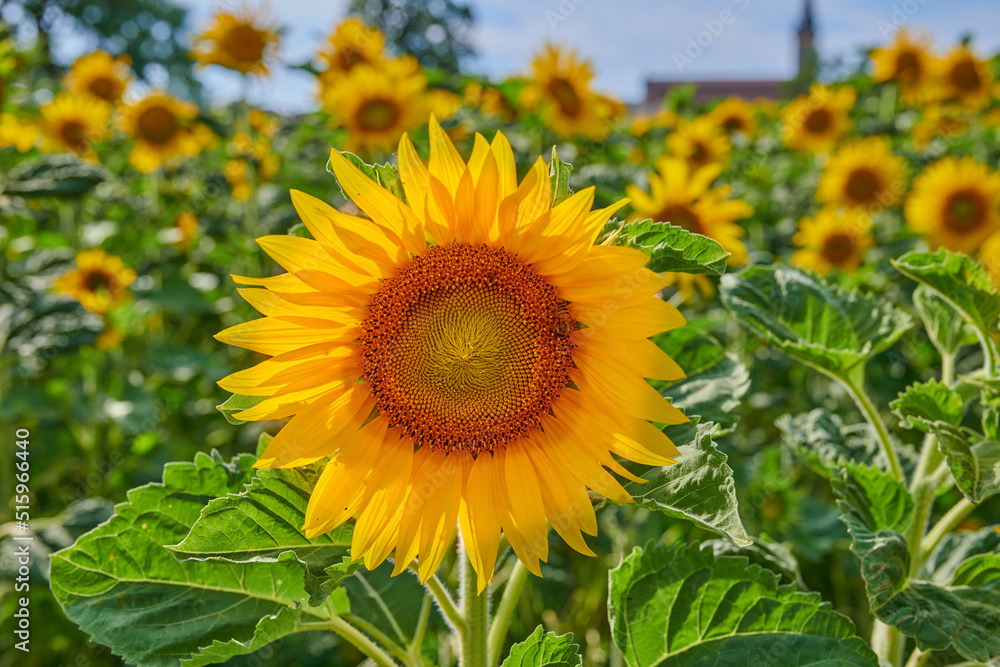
[356,99,400,132]
[895,51,921,85]
[224,25,266,63]
[822,232,856,264]
[59,121,88,152]
[950,59,982,92]
[84,269,114,293]
[359,243,576,455]
[688,141,710,167]
[337,47,367,72]
[138,106,178,144]
[804,107,833,134]
[943,189,986,233]
[720,114,746,132]
[87,76,118,102]
[548,77,581,117]
[657,204,703,235]
[844,167,881,204]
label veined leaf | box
[50,451,340,667]
[611,220,730,276]
[1,153,106,198]
[834,464,1000,661]
[333,151,407,203]
[922,525,1000,584]
[890,380,965,432]
[708,538,807,589]
[620,422,751,547]
[608,542,878,666]
[180,606,303,667]
[549,148,573,207]
[721,266,912,385]
[501,626,582,667]
[913,285,978,357]
[216,393,266,425]
[929,422,1000,503]
[777,409,879,478]
[341,566,432,651]
[894,249,1000,341]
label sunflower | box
[465,82,519,122]
[317,17,387,76]
[53,249,136,315]
[119,92,203,173]
[628,109,677,138]
[192,4,280,76]
[781,84,856,154]
[39,93,110,159]
[216,119,688,589]
[626,156,752,275]
[792,207,874,274]
[521,44,621,139]
[63,50,132,104]
[870,29,934,105]
[320,60,429,154]
[666,116,732,170]
[935,46,992,110]
[816,136,906,211]
[911,105,969,149]
[0,113,41,152]
[905,156,1000,254]
[708,97,757,138]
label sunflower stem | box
[921,497,976,558]
[844,378,904,482]
[487,559,529,667]
[304,615,399,667]
[422,571,464,633]
[458,539,489,667]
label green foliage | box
[777,409,879,478]
[929,422,1000,504]
[0,154,106,197]
[912,285,979,357]
[922,526,1000,583]
[890,379,965,432]
[608,542,878,666]
[549,147,573,207]
[215,393,266,425]
[335,151,408,203]
[721,265,913,385]
[180,607,303,667]
[610,220,730,275]
[501,626,582,667]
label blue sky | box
[90,0,1000,111]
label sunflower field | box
[1,4,1000,667]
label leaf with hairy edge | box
[777,409,879,478]
[608,542,878,666]
[167,464,354,607]
[928,422,1000,503]
[913,285,978,357]
[620,422,752,547]
[333,152,407,203]
[501,626,582,667]
[216,393,267,425]
[721,266,912,385]
[834,463,1000,661]
[611,220,730,276]
[1,154,106,197]
[894,249,1000,341]
[180,607,302,667]
[890,380,965,432]
[49,451,341,667]
[549,148,573,207]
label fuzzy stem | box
[487,559,529,667]
[459,541,489,667]
[304,616,399,667]
[423,572,465,633]
[845,380,904,482]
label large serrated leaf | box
[620,422,751,547]
[608,542,878,666]
[777,409,880,478]
[894,249,1000,340]
[49,451,339,667]
[929,422,1000,503]
[913,285,979,357]
[1,153,106,197]
[834,464,1000,661]
[180,606,303,667]
[721,265,912,385]
[611,220,730,276]
[501,626,582,667]
[890,380,965,432]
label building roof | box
[639,79,784,112]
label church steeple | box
[797,0,817,81]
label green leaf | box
[1,154,106,197]
[777,409,880,478]
[341,566,431,650]
[611,220,729,276]
[216,394,266,425]
[922,526,1000,584]
[913,285,978,357]
[549,147,574,207]
[501,626,582,667]
[333,151,407,203]
[950,552,1000,587]
[167,464,354,607]
[707,538,807,589]
[620,422,752,547]
[180,606,302,667]
[721,265,912,385]
[890,380,965,432]
[608,542,878,666]
[894,249,1000,341]
[49,451,338,667]
[834,463,1000,661]
[930,422,1000,503]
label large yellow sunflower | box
[216,119,688,589]
[781,84,856,154]
[521,44,622,139]
[905,156,1000,254]
[192,4,280,76]
[707,97,757,138]
[666,116,732,170]
[317,16,387,76]
[39,93,110,159]
[792,207,874,274]
[53,249,136,315]
[319,59,429,154]
[63,50,132,104]
[119,92,203,173]
[816,136,906,211]
[870,29,934,105]
[935,46,992,110]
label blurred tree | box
[0,0,200,98]
[347,0,474,73]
